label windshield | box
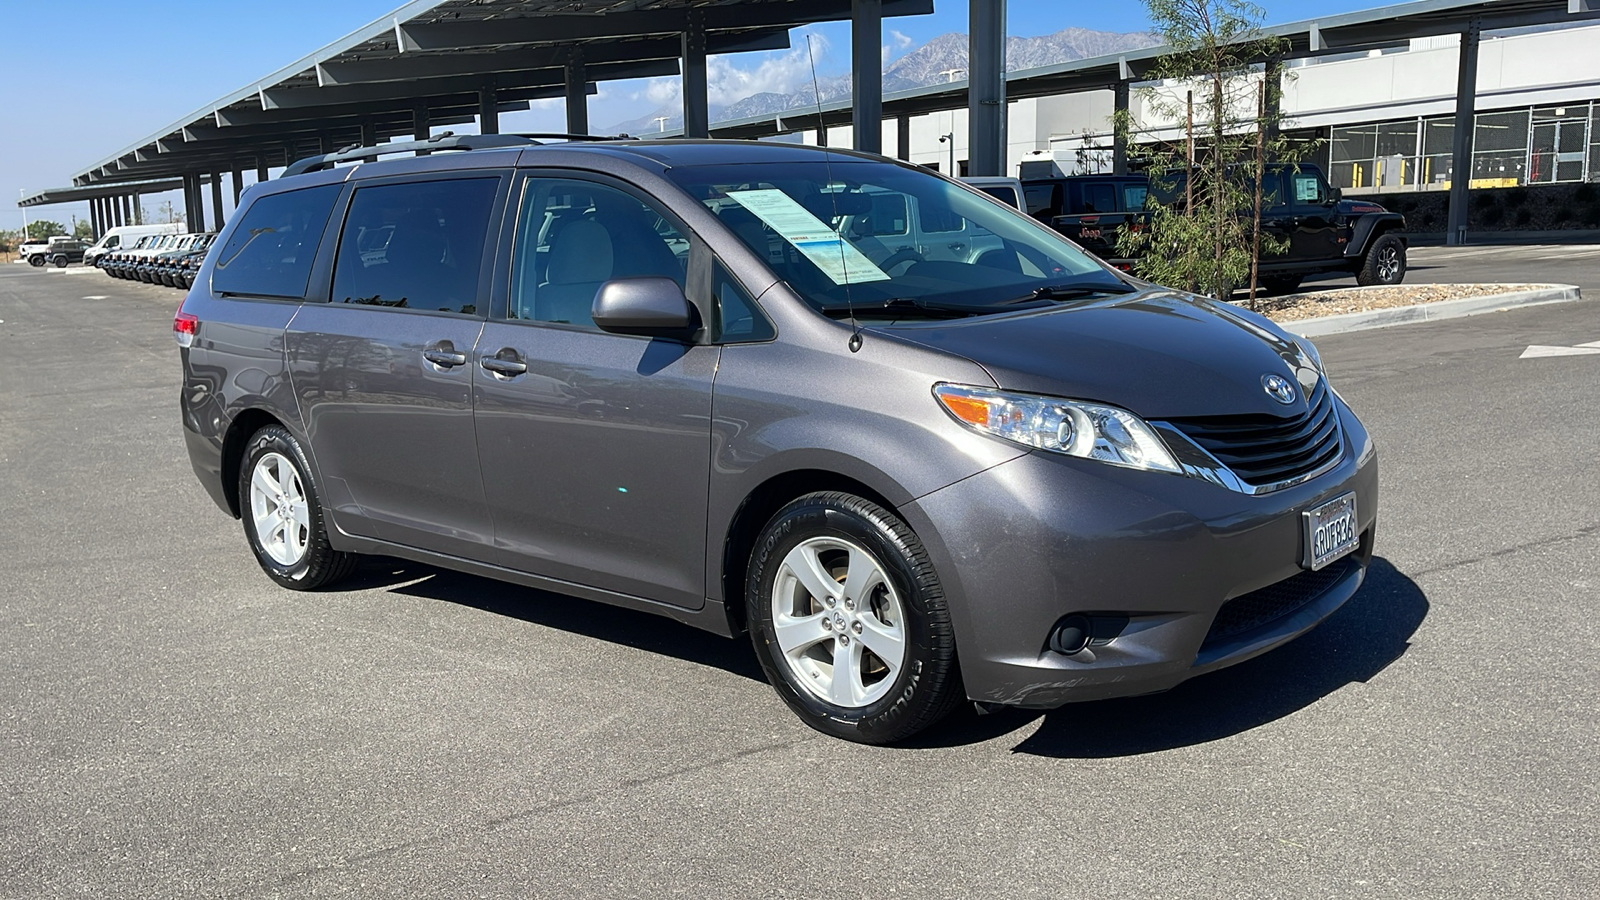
[665,160,1122,315]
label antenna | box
[806,34,862,353]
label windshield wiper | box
[818,296,1051,319]
[1018,280,1136,302]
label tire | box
[1260,275,1303,295]
[747,491,963,744]
[28,255,44,267]
[52,255,69,268]
[1356,233,1407,286]
[237,425,358,590]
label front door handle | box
[948,242,966,251]
[481,347,527,376]
[422,340,467,368]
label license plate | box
[1303,492,1358,570]
[1079,227,1102,241]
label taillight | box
[174,309,198,347]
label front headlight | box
[933,383,1181,474]
[1295,337,1325,377]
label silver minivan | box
[177,136,1377,744]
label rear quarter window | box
[210,184,341,298]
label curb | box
[44,267,102,276]
[1280,284,1583,338]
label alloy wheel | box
[770,536,907,708]
[248,452,310,567]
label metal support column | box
[257,156,269,183]
[897,115,911,160]
[565,53,589,136]
[413,102,431,155]
[231,170,243,209]
[681,10,709,139]
[182,174,198,231]
[851,0,883,153]
[360,120,378,162]
[90,199,102,238]
[1113,79,1130,175]
[211,173,225,231]
[967,0,1007,177]
[478,86,499,134]
[131,193,142,225]
[1446,19,1480,246]
[115,195,126,227]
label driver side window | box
[511,178,689,329]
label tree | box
[73,219,95,240]
[26,220,67,240]
[1114,0,1317,305]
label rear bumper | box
[901,397,1378,709]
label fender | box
[1344,212,1407,258]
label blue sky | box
[1,0,1378,232]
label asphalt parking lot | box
[1309,241,1600,293]
[2,258,1597,898]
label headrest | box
[546,219,613,284]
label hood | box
[878,289,1315,419]
[1337,198,1388,215]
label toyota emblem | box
[1262,373,1297,405]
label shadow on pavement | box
[340,557,768,682]
[337,555,1424,755]
[999,556,1427,758]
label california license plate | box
[1303,492,1358,570]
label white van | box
[84,223,184,267]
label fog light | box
[1049,615,1091,655]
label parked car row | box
[20,236,86,267]
[97,231,216,288]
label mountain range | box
[605,26,1161,135]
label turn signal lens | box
[933,383,1181,474]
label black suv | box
[1026,164,1408,293]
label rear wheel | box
[51,255,68,268]
[1356,233,1406,286]
[747,492,963,744]
[238,425,358,590]
[28,255,44,267]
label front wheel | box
[1357,233,1407,286]
[28,255,44,267]
[52,255,68,268]
[238,425,358,590]
[747,492,963,744]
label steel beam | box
[258,59,672,111]
[321,30,786,86]
[1446,19,1480,246]
[211,173,225,230]
[682,11,710,139]
[565,54,589,136]
[851,0,884,154]
[478,87,499,134]
[394,0,930,51]
[967,0,1007,177]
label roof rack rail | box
[279,130,637,179]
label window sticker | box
[727,189,890,284]
[1294,175,1321,202]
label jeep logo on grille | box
[1262,373,1297,405]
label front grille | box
[1201,555,1358,649]
[1167,378,1342,488]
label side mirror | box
[592,276,700,341]
[1327,186,1342,203]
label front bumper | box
[901,397,1378,709]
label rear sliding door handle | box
[481,348,528,376]
[422,341,467,368]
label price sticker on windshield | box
[727,189,891,285]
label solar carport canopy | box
[69,0,932,188]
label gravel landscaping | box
[1243,283,1565,323]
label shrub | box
[1514,208,1532,227]
[1574,182,1597,203]
[1481,206,1504,226]
[1504,188,1528,208]
[1475,191,1498,209]
[1553,207,1573,225]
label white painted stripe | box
[1520,345,1600,358]
[1577,340,1600,348]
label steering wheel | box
[878,247,925,274]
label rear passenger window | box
[1084,184,1116,213]
[331,178,497,315]
[1122,184,1148,211]
[211,184,340,298]
[510,178,689,328]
